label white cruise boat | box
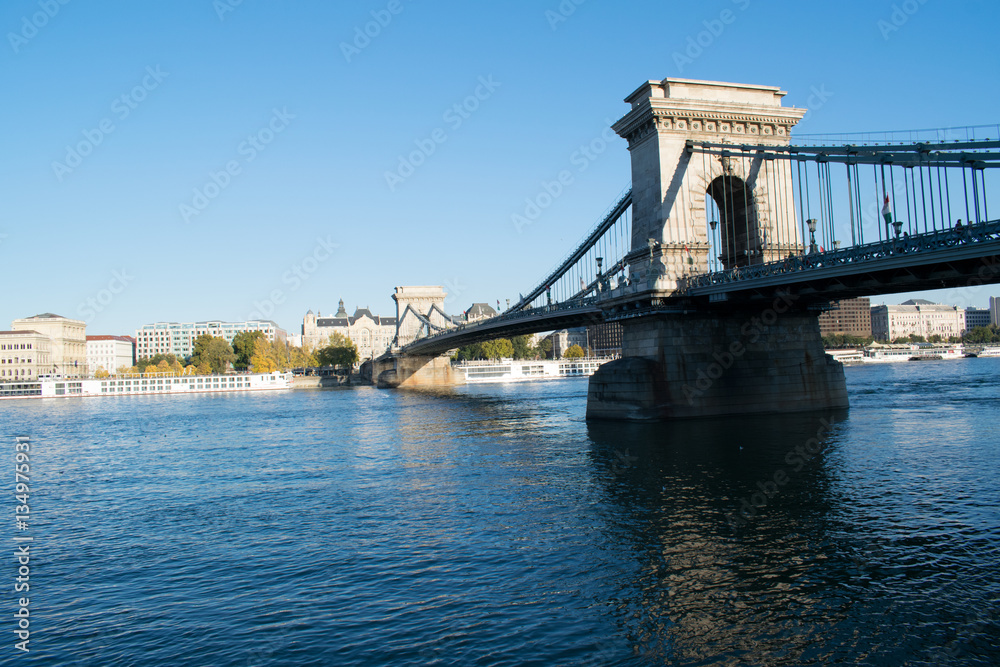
[977,347,1000,357]
[455,358,614,384]
[0,371,292,400]
[827,349,864,365]
[862,345,965,363]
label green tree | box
[94,367,109,379]
[511,335,535,360]
[190,335,235,374]
[563,344,585,358]
[454,342,485,361]
[232,331,265,370]
[316,333,359,369]
[480,338,514,360]
[964,325,1000,344]
[536,337,553,360]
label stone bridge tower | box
[612,78,806,292]
[588,78,847,421]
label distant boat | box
[979,347,1000,358]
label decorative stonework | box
[611,78,808,295]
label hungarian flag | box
[882,194,892,225]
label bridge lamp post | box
[596,257,603,292]
[807,218,819,254]
[709,219,718,271]
[892,219,903,239]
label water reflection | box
[585,411,892,665]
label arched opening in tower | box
[706,175,763,270]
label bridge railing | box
[677,218,1000,292]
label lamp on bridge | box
[807,218,819,254]
[709,219,719,271]
[595,257,603,292]
[892,218,904,238]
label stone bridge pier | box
[586,300,848,420]
[374,354,457,389]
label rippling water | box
[1,359,998,665]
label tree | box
[94,367,110,379]
[563,344,585,358]
[250,338,279,373]
[190,335,235,374]
[964,325,1000,344]
[232,331,265,370]
[480,338,514,360]
[536,337,553,360]
[511,335,535,360]
[454,342,485,361]
[316,333,359,369]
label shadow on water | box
[581,409,948,666]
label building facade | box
[965,308,992,331]
[464,303,498,322]
[0,331,51,381]
[871,300,966,341]
[991,296,1000,327]
[302,300,397,361]
[11,313,86,376]
[818,298,872,337]
[87,335,136,374]
[135,320,287,360]
[549,328,590,358]
[587,321,623,357]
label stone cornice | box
[613,98,806,147]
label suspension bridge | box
[374,78,1000,421]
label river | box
[1,358,998,665]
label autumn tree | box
[563,344,585,359]
[232,331,265,370]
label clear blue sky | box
[2,0,999,336]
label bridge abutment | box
[586,303,847,421]
[375,354,457,389]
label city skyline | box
[3,1,1000,336]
